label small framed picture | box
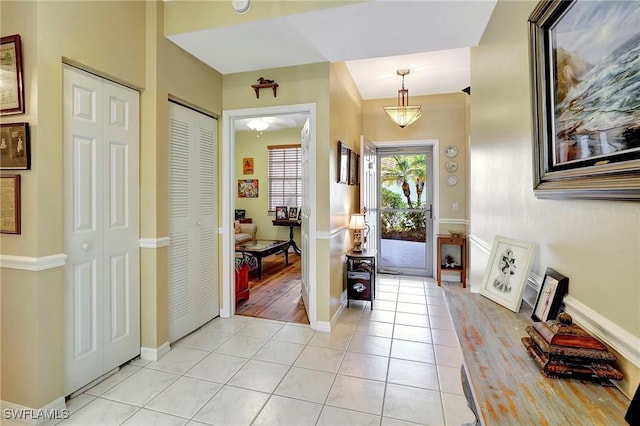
[0,122,30,170]
[237,179,258,198]
[337,141,348,184]
[242,157,254,175]
[288,206,298,220]
[532,268,569,322]
[1,35,25,115]
[275,206,288,220]
[0,174,21,234]
[348,149,357,185]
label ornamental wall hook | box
[251,77,278,98]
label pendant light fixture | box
[383,69,422,128]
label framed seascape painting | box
[531,268,569,322]
[529,0,640,200]
[480,236,536,312]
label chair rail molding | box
[139,237,170,248]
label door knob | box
[81,242,90,250]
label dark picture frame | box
[531,268,569,322]
[0,34,25,115]
[480,236,536,312]
[0,122,30,170]
[337,141,348,184]
[348,149,357,185]
[275,206,288,220]
[0,174,21,234]
[288,206,298,219]
[529,0,640,201]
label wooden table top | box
[444,290,629,425]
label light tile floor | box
[60,275,477,426]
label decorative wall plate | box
[445,145,458,158]
[445,160,458,172]
[447,175,458,186]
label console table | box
[444,290,629,425]
[272,219,301,255]
[437,234,466,287]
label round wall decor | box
[445,145,458,158]
[445,160,458,172]
[446,175,458,186]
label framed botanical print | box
[480,236,536,312]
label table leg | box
[285,247,289,265]
[288,226,302,255]
[257,257,263,280]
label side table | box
[436,234,466,287]
[345,249,377,309]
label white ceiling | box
[168,0,497,129]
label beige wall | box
[328,62,363,319]
[0,0,222,408]
[235,128,303,244]
[470,0,639,397]
[362,93,468,235]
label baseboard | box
[563,295,640,368]
[314,320,332,332]
[139,237,170,248]
[0,397,67,425]
[0,254,67,271]
[140,342,170,361]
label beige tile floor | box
[60,275,477,426]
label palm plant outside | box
[380,154,427,242]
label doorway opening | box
[221,104,318,330]
[374,143,438,277]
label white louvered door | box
[168,102,218,342]
[63,65,140,395]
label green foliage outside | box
[380,154,427,242]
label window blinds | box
[267,144,302,212]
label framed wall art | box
[529,0,640,200]
[1,34,25,115]
[480,236,536,312]
[337,141,348,184]
[242,157,254,175]
[0,122,30,169]
[0,174,21,234]
[238,179,258,198]
[348,149,357,185]
[531,268,569,322]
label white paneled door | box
[300,118,311,315]
[63,65,140,395]
[168,102,219,343]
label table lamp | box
[349,213,367,253]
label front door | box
[377,147,434,277]
[63,65,140,395]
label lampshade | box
[349,213,367,230]
[246,118,269,131]
[383,69,422,128]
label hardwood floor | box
[235,251,309,324]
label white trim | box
[468,232,491,254]
[1,397,67,425]
[139,237,170,248]
[563,296,640,368]
[328,225,348,239]
[315,320,332,333]
[0,254,67,271]
[317,231,333,240]
[140,342,170,361]
[439,218,470,226]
